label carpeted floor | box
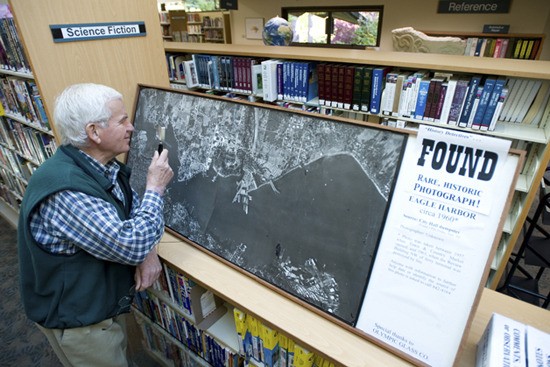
[0,215,61,367]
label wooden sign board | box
[126,85,522,366]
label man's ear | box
[86,123,101,144]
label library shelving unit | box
[162,41,550,292]
[422,31,545,60]
[0,9,55,227]
[183,11,231,44]
[158,10,173,41]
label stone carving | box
[392,27,466,55]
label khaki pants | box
[36,315,128,367]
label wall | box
[228,0,550,60]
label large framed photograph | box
[126,85,408,326]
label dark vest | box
[18,145,135,329]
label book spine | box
[413,79,430,120]
[488,87,509,131]
[360,67,372,112]
[317,63,326,106]
[458,75,482,127]
[351,66,364,111]
[480,77,507,130]
[343,65,354,110]
[471,77,497,129]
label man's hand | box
[135,246,162,291]
[146,149,174,195]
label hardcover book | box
[370,66,390,114]
[471,76,497,129]
[458,75,482,127]
[476,313,526,367]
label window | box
[282,6,383,49]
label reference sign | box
[50,21,146,43]
[438,0,511,13]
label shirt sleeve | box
[35,189,165,265]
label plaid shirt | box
[29,151,164,265]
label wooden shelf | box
[164,42,550,80]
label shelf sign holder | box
[50,21,146,43]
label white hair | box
[54,83,123,147]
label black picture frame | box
[126,85,409,325]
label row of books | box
[134,310,212,367]
[380,72,550,131]
[167,53,550,131]
[0,146,28,197]
[134,288,240,367]
[0,76,50,130]
[233,307,334,367]
[476,313,549,367]
[0,117,56,166]
[0,179,20,209]
[153,261,196,316]
[463,37,541,60]
[0,6,31,73]
[203,16,224,28]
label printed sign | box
[356,126,519,366]
[50,22,146,43]
[438,0,511,13]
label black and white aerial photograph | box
[126,86,408,325]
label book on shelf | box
[477,313,550,367]
[322,63,333,107]
[342,64,354,109]
[423,77,444,121]
[458,75,482,127]
[471,76,497,129]
[369,66,391,114]
[484,82,509,131]
[261,59,280,102]
[476,313,526,367]
[489,87,509,131]
[359,66,373,113]
[519,80,550,125]
[351,65,365,111]
[182,60,199,89]
[511,79,542,123]
[381,71,398,116]
[435,76,457,124]
[500,78,523,121]
[431,79,449,122]
[317,63,327,106]
[413,78,431,120]
[251,63,263,97]
[526,325,550,367]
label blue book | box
[370,66,390,114]
[471,76,497,129]
[304,62,318,102]
[481,77,507,130]
[283,61,291,100]
[413,79,431,120]
[458,75,482,127]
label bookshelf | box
[181,11,232,44]
[162,42,550,292]
[422,31,545,60]
[0,6,55,227]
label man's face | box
[99,99,134,157]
